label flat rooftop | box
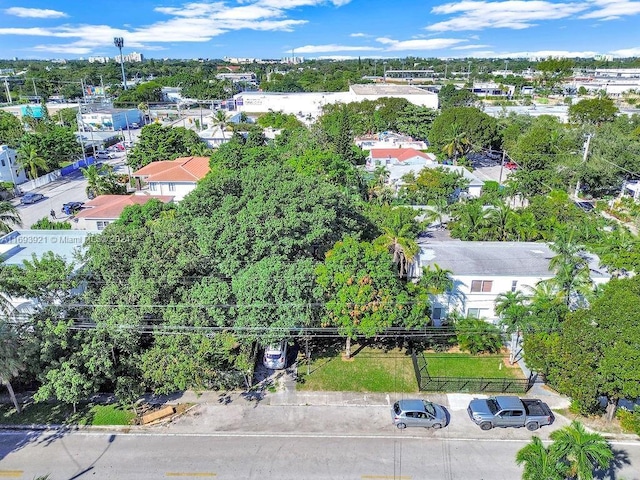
[350,84,436,96]
[417,240,609,278]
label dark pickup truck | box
[467,395,554,431]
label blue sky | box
[0,0,639,60]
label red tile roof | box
[133,157,210,183]
[74,195,173,220]
[370,148,432,162]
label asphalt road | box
[12,151,128,229]
[1,428,638,480]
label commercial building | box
[79,108,143,132]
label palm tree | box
[484,203,514,241]
[516,436,568,480]
[495,290,530,364]
[17,144,48,180]
[442,122,471,165]
[0,319,23,414]
[548,228,592,308]
[0,200,22,234]
[374,223,419,278]
[81,164,104,198]
[550,421,614,480]
[419,264,454,294]
[449,200,489,240]
[214,110,228,140]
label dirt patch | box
[557,409,628,435]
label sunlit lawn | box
[297,344,522,392]
[0,402,135,426]
[298,345,418,393]
[423,353,523,379]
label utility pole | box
[80,78,87,104]
[498,150,506,185]
[3,77,12,103]
[32,78,38,98]
[575,133,593,200]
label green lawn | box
[298,346,418,393]
[0,402,135,426]
[297,345,522,392]
[422,353,524,379]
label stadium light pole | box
[114,37,127,90]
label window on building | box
[1,159,5,167]
[467,308,488,319]
[432,307,442,320]
[511,280,518,292]
[168,183,176,192]
[96,221,110,230]
[470,280,493,293]
[149,183,157,192]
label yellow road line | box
[165,474,216,477]
[0,471,23,478]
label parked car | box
[262,341,288,369]
[123,141,134,149]
[575,201,595,212]
[130,122,140,129]
[95,150,116,159]
[391,399,448,429]
[505,162,519,170]
[467,396,554,431]
[20,192,44,205]
[61,201,84,215]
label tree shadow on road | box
[593,447,631,480]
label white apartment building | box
[0,145,27,187]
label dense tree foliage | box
[429,107,499,152]
[126,123,206,169]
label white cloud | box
[0,0,351,55]
[294,44,382,53]
[609,46,640,56]
[451,44,492,50]
[4,7,68,18]
[462,49,599,58]
[376,37,466,50]
[350,32,369,37]
[427,1,587,31]
[580,0,640,20]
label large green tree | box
[126,123,205,170]
[569,97,618,126]
[429,107,499,153]
[315,236,408,358]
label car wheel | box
[396,423,406,429]
[480,422,493,431]
[526,422,539,431]
[432,423,442,429]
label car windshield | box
[393,402,401,415]
[423,401,436,416]
[266,353,282,359]
[487,399,500,414]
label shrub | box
[454,317,503,354]
[617,406,640,435]
[31,217,72,230]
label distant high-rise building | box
[89,56,110,64]
[114,52,144,63]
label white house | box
[366,148,484,198]
[356,132,428,151]
[409,240,610,325]
[73,194,174,230]
[0,145,27,188]
[133,156,210,201]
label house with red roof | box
[73,195,174,230]
[366,148,437,170]
[132,156,210,201]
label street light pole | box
[114,37,127,90]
